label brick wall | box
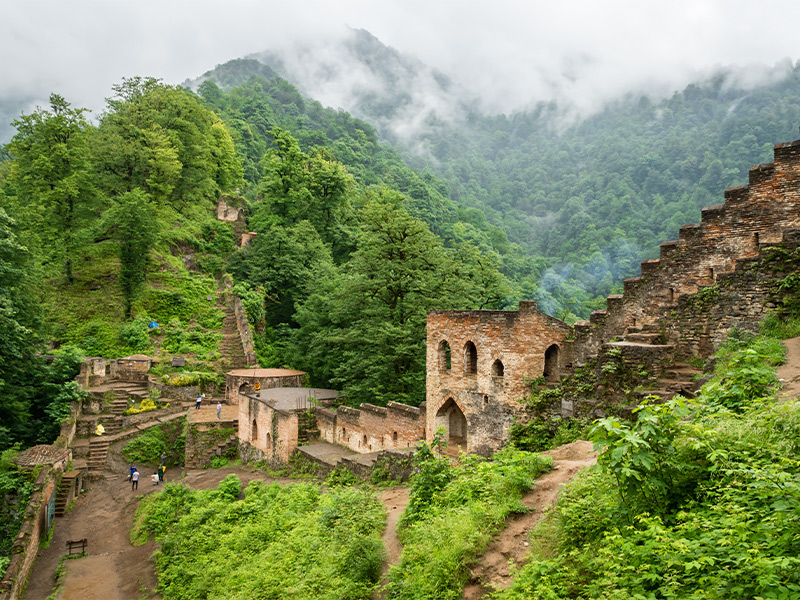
[315,402,425,453]
[425,301,571,456]
[238,396,299,464]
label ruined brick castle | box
[235,138,800,462]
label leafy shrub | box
[118,316,152,352]
[123,418,185,467]
[131,479,385,599]
[122,397,160,416]
[509,417,592,453]
[326,465,361,487]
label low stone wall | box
[186,420,237,468]
[149,380,203,403]
[0,465,63,599]
[316,402,425,454]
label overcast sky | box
[2,0,800,126]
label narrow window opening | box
[438,340,452,371]
[483,395,489,406]
[392,431,398,442]
[251,419,258,442]
[464,341,478,375]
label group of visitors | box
[128,452,168,491]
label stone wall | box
[425,301,571,456]
[185,420,237,468]
[315,402,425,454]
[238,396,299,464]
[76,357,117,388]
[0,466,62,599]
[217,195,243,222]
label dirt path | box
[778,336,800,402]
[462,440,597,600]
[22,441,298,600]
[373,486,411,600]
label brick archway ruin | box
[435,398,467,452]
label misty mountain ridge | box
[186,28,798,159]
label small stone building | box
[117,354,153,381]
[224,368,306,404]
[426,301,570,456]
[239,387,341,463]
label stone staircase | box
[87,438,110,475]
[54,470,80,517]
[220,302,247,370]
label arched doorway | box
[435,398,468,452]
[251,419,258,442]
[544,344,560,382]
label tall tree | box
[7,94,95,283]
[291,192,507,406]
[104,190,159,318]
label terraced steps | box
[54,470,81,517]
[87,438,110,474]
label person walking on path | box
[195,393,203,410]
[216,402,222,419]
[128,463,136,482]
[161,452,166,466]
[131,468,139,491]
[158,465,165,483]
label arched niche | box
[491,359,504,377]
[251,419,258,442]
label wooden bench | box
[66,538,87,555]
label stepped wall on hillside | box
[568,140,800,368]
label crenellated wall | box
[570,140,800,368]
[315,401,425,454]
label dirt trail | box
[373,486,411,600]
[22,441,296,600]
[462,440,597,600]
[778,336,800,402]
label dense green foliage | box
[131,476,385,600]
[122,417,186,468]
[0,446,34,576]
[386,442,552,599]
[496,326,800,599]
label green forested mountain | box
[207,39,800,319]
